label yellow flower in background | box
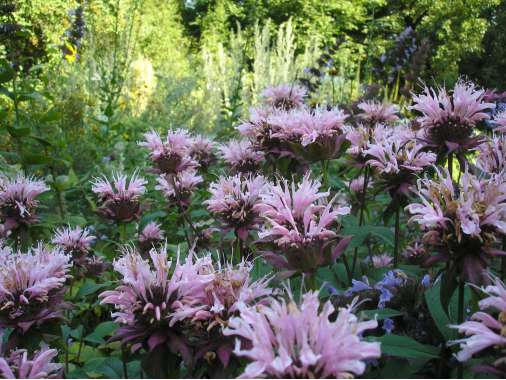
[64,42,78,63]
[124,56,156,116]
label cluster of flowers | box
[98,245,380,376]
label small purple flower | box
[382,318,395,334]
[421,274,431,288]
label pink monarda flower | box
[173,260,273,367]
[364,133,436,197]
[224,291,381,378]
[0,243,71,333]
[91,172,147,222]
[406,168,506,284]
[52,225,96,269]
[155,170,203,208]
[52,225,96,255]
[0,174,49,231]
[190,135,217,170]
[450,276,506,376]
[261,83,306,110]
[410,80,495,156]
[357,100,399,125]
[0,343,63,379]
[138,222,164,254]
[268,106,349,162]
[348,175,374,195]
[99,246,214,353]
[344,124,392,167]
[219,139,265,173]
[205,174,266,240]
[139,129,198,174]
[476,134,506,176]
[257,173,351,274]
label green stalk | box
[457,279,465,379]
[393,204,401,267]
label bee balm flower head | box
[0,342,63,379]
[261,83,306,110]
[224,291,381,379]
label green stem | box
[122,346,129,379]
[342,253,353,286]
[304,272,318,291]
[448,153,453,180]
[351,166,369,273]
[119,223,127,243]
[393,204,401,267]
[234,232,242,264]
[457,278,465,379]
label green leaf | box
[425,283,456,340]
[0,64,15,83]
[21,153,52,165]
[371,334,439,360]
[74,279,111,299]
[84,322,118,345]
[362,308,403,320]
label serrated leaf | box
[425,283,456,340]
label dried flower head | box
[0,243,71,332]
[224,291,381,378]
[91,172,146,222]
[410,80,494,156]
[219,139,265,173]
[206,174,266,240]
[0,174,49,230]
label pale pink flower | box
[410,80,494,155]
[357,101,399,125]
[257,173,351,273]
[220,139,265,173]
[138,222,164,254]
[206,175,266,240]
[364,133,436,196]
[190,135,217,170]
[344,124,393,166]
[139,129,198,174]
[99,245,214,352]
[224,291,381,378]
[0,174,49,230]
[52,225,96,254]
[0,343,62,379]
[406,168,506,283]
[91,172,147,222]
[268,107,348,161]
[155,170,202,208]
[450,277,506,367]
[0,243,71,332]
[261,84,306,110]
[371,254,394,268]
[348,175,373,195]
[476,134,506,176]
